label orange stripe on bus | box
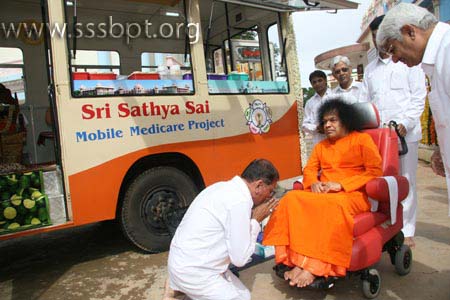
[2,104,302,239]
[68,104,302,225]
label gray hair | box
[330,55,351,69]
[241,159,279,185]
[377,3,438,46]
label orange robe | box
[263,131,382,276]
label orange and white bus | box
[0,0,357,252]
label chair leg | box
[385,231,405,265]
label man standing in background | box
[302,70,331,147]
[360,15,427,248]
[377,3,450,216]
[330,55,361,104]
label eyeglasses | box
[333,67,349,75]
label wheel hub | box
[143,189,181,232]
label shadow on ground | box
[0,221,138,300]
[416,221,450,245]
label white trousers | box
[436,130,450,216]
[444,162,450,216]
[169,269,250,300]
[399,141,419,237]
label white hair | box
[377,3,438,46]
[330,55,351,69]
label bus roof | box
[217,0,359,12]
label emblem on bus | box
[245,100,273,134]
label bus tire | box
[120,166,198,253]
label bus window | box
[268,23,287,82]
[72,50,120,74]
[225,28,263,81]
[212,48,225,74]
[66,0,194,98]
[201,1,289,95]
[141,52,191,78]
[0,47,26,104]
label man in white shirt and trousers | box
[377,3,450,217]
[330,55,362,104]
[302,70,331,147]
[167,159,279,300]
[360,15,427,248]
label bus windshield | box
[66,0,194,98]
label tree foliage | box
[302,88,316,107]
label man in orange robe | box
[263,99,383,287]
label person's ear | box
[332,71,338,80]
[255,179,263,189]
[400,24,416,40]
[251,180,260,195]
[255,179,265,194]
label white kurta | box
[331,79,362,104]
[302,90,331,146]
[360,55,427,236]
[421,22,450,216]
[168,176,260,300]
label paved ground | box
[0,161,449,300]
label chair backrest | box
[353,102,399,176]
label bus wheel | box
[120,166,198,253]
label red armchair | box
[290,103,412,298]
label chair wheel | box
[395,244,412,275]
[362,269,381,299]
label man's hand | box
[397,123,407,137]
[311,182,342,193]
[431,148,446,177]
[252,197,279,223]
[311,182,327,193]
[324,182,343,193]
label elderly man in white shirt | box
[167,159,279,300]
[360,15,427,248]
[302,70,331,146]
[330,55,362,104]
[377,3,450,217]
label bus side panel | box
[68,104,301,225]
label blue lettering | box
[130,126,140,136]
[76,131,87,142]
[75,128,124,142]
[129,123,185,136]
[188,119,225,131]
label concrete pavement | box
[0,161,449,300]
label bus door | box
[0,0,68,238]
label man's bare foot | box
[284,266,303,286]
[296,269,316,288]
[404,237,416,248]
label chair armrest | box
[293,181,304,190]
[365,176,409,203]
